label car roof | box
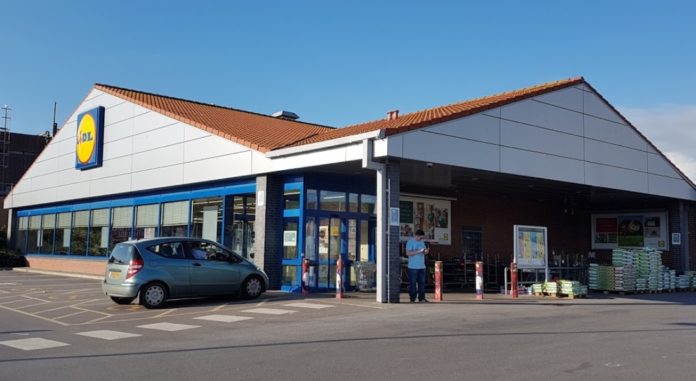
[117,237,216,246]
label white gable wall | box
[5,89,270,209]
[385,84,696,201]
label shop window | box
[161,201,188,237]
[70,210,89,256]
[190,197,222,242]
[15,216,28,254]
[306,189,318,209]
[283,220,298,259]
[55,212,71,255]
[284,187,301,210]
[110,206,132,250]
[305,217,317,261]
[135,204,158,240]
[40,214,55,254]
[282,265,298,286]
[27,216,41,253]
[89,209,109,256]
[320,190,346,212]
[360,194,376,214]
[349,193,359,213]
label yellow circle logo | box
[76,113,96,164]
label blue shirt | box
[406,238,426,269]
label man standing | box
[406,229,430,303]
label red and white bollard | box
[336,256,344,300]
[510,262,518,299]
[434,261,443,301]
[302,257,310,296]
[475,261,484,300]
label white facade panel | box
[426,114,500,144]
[268,146,357,172]
[183,152,253,184]
[132,124,185,154]
[25,155,59,178]
[647,144,658,154]
[401,131,499,172]
[89,173,132,196]
[533,87,584,112]
[103,116,134,144]
[647,152,680,178]
[104,101,136,128]
[585,162,648,193]
[500,120,583,160]
[584,115,647,151]
[501,99,584,136]
[131,144,184,172]
[500,147,585,184]
[97,155,133,178]
[583,91,626,124]
[482,107,501,118]
[103,136,133,161]
[54,153,76,173]
[184,134,249,163]
[132,108,178,135]
[131,165,184,191]
[648,174,696,200]
[30,170,67,191]
[584,139,647,172]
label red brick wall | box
[27,257,106,276]
[428,192,589,264]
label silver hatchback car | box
[102,237,269,308]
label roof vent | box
[272,110,300,121]
[387,109,399,121]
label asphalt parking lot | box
[0,270,392,329]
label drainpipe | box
[362,134,389,303]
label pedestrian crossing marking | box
[241,308,296,315]
[76,330,142,340]
[194,315,253,323]
[283,302,335,309]
[0,338,69,351]
[137,322,200,331]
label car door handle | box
[192,263,202,266]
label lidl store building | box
[5,77,696,302]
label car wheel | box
[241,276,264,299]
[140,282,168,309]
[110,296,135,305]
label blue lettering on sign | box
[77,132,93,144]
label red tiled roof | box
[289,77,585,146]
[94,84,334,153]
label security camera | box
[426,162,433,168]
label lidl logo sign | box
[75,106,105,170]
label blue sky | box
[2,1,696,177]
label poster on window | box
[318,226,329,254]
[399,195,451,245]
[513,225,547,269]
[591,211,668,250]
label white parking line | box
[283,302,335,309]
[0,338,70,351]
[241,308,296,315]
[194,315,254,323]
[137,322,200,331]
[76,330,142,340]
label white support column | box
[375,166,386,302]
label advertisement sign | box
[591,211,668,250]
[513,225,547,270]
[75,106,105,170]
[398,195,451,245]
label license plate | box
[109,271,121,280]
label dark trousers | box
[408,268,426,301]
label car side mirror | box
[249,252,255,259]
